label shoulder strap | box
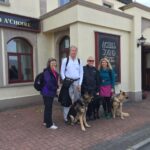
[65,58,80,71]
[78,58,80,65]
[65,57,69,71]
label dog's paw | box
[81,128,86,131]
[85,124,91,128]
[121,117,124,120]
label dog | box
[111,90,130,120]
[86,95,102,120]
[67,92,93,131]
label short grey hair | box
[70,45,78,51]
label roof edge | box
[120,2,150,12]
[40,0,133,20]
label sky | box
[135,0,150,7]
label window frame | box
[7,38,34,84]
[0,0,10,6]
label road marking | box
[127,137,150,150]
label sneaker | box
[43,123,46,126]
[49,124,58,130]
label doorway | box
[59,36,70,67]
[142,46,150,90]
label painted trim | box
[120,2,150,12]
[40,0,133,20]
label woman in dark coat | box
[41,58,59,129]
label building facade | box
[0,0,150,110]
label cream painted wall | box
[77,5,132,32]
[123,7,150,93]
[37,32,55,72]
[0,0,40,18]
[46,0,124,13]
[43,5,78,32]
[85,0,125,11]
[0,86,39,100]
[70,22,131,93]
[42,5,132,32]
[46,0,59,12]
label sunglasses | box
[88,60,94,62]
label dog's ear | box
[122,92,125,95]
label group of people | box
[40,45,115,130]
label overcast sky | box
[135,0,150,7]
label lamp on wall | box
[137,35,146,47]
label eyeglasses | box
[88,60,94,62]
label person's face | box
[50,60,57,70]
[101,60,108,68]
[70,47,77,58]
[87,59,95,67]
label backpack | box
[34,72,45,91]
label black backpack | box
[34,72,45,91]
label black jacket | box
[81,65,99,94]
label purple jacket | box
[41,68,58,97]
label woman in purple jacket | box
[41,58,59,129]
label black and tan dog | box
[86,95,102,120]
[112,90,130,120]
[67,92,93,131]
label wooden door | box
[142,46,150,90]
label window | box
[59,0,70,6]
[0,0,10,6]
[103,3,112,8]
[7,38,33,83]
[59,36,70,67]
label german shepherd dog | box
[86,95,102,120]
[67,92,93,131]
[112,90,129,120]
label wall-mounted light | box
[137,35,146,47]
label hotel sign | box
[0,11,40,32]
[95,32,121,82]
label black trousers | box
[43,96,54,128]
[102,97,111,114]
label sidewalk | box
[0,96,150,150]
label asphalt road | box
[88,123,150,150]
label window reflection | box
[60,0,70,6]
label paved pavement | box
[0,96,150,150]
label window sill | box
[0,1,10,6]
[0,82,34,88]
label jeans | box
[43,96,54,128]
